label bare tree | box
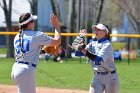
[67,0,76,58]
[77,0,104,41]
[84,0,97,30]
[77,0,105,32]
[82,0,96,41]
[0,0,14,58]
[96,0,104,24]
[76,0,81,32]
[27,0,37,15]
[27,0,38,30]
[50,0,61,21]
[116,0,140,49]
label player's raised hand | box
[50,14,60,30]
[79,29,87,37]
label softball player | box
[80,24,119,93]
[11,13,61,93]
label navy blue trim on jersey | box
[98,38,106,43]
[17,61,36,68]
[85,51,103,65]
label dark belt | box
[97,70,116,75]
[17,61,36,68]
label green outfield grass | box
[0,57,140,93]
[0,47,7,54]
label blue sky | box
[0,0,30,26]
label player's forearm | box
[82,49,96,60]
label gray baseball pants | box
[89,72,119,93]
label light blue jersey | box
[87,23,119,93]
[11,13,61,93]
[12,30,53,93]
[86,38,119,93]
[14,30,52,65]
[86,38,116,72]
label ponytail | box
[105,31,110,41]
[103,24,111,41]
[19,30,23,53]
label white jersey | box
[14,30,52,65]
[86,38,116,72]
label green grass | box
[0,58,14,84]
[115,59,140,93]
[112,42,125,50]
[36,58,92,90]
[0,57,140,93]
[0,47,7,54]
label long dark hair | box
[19,13,33,30]
[18,13,33,53]
[103,24,110,41]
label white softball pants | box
[11,62,36,93]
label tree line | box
[0,0,140,58]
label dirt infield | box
[0,84,88,93]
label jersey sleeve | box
[33,31,53,46]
